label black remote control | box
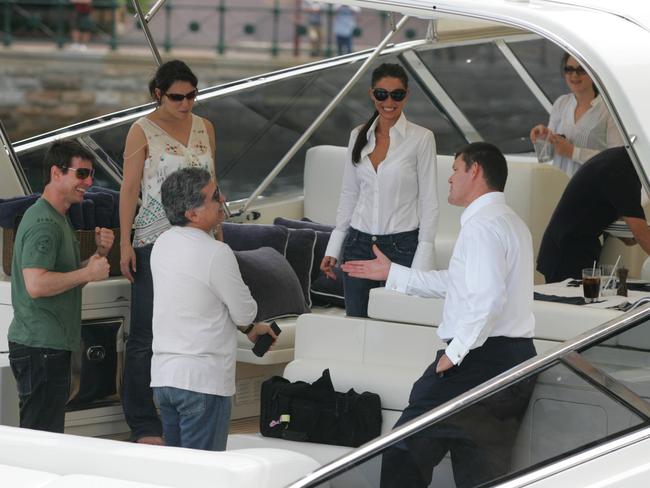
[252,321,281,357]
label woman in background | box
[530,53,623,177]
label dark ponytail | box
[352,111,379,164]
[351,63,409,165]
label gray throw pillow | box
[234,247,310,321]
[223,222,289,255]
[283,228,316,309]
[272,217,344,308]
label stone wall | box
[0,47,298,143]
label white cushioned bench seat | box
[302,146,569,277]
[229,314,437,478]
[228,313,453,485]
[0,464,60,488]
[0,425,319,488]
[236,306,345,364]
[285,315,445,411]
[368,287,621,343]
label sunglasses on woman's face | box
[372,88,407,102]
[563,66,587,76]
[64,166,95,179]
[165,90,198,102]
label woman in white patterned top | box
[530,53,624,177]
[119,60,216,445]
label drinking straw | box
[603,255,622,290]
[592,261,596,275]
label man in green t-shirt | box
[8,140,115,433]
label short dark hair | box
[43,140,95,185]
[160,167,212,227]
[148,60,198,103]
[455,142,508,192]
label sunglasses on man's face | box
[372,88,407,102]
[212,185,221,203]
[563,66,587,76]
[165,90,198,102]
[65,167,95,179]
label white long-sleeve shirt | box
[548,93,624,177]
[150,226,257,397]
[385,192,535,365]
[325,113,438,270]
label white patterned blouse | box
[132,114,215,247]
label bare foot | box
[136,436,165,446]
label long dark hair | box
[148,59,198,104]
[561,52,598,96]
[351,63,409,165]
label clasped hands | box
[530,124,574,158]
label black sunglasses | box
[563,66,587,76]
[212,185,221,203]
[165,90,198,102]
[372,88,407,102]
[63,166,95,179]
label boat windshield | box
[287,304,650,487]
[12,34,569,204]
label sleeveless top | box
[132,114,215,247]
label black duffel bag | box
[260,368,382,447]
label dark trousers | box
[342,228,418,318]
[8,341,71,433]
[336,35,353,55]
[380,337,536,488]
[122,244,162,440]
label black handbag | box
[260,368,382,447]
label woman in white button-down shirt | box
[530,53,623,177]
[321,63,438,317]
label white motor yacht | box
[1,1,650,486]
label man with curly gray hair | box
[150,167,277,451]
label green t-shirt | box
[8,198,82,351]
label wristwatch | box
[242,323,255,335]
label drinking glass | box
[582,268,601,303]
[534,136,554,163]
[600,264,618,296]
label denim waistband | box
[347,227,419,244]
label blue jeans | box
[122,244,162,440]
[8,341,71,433]
[153,386,232,451]
[342,228,418,317]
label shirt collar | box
[363,112,408,158]
[570,93,601,108]
[367,112,408,140]
[460,191,506,227]
[590,94,602,107]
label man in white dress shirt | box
[150,167,276,451]
[342,142,536,488]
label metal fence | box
[0,1,424,55]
